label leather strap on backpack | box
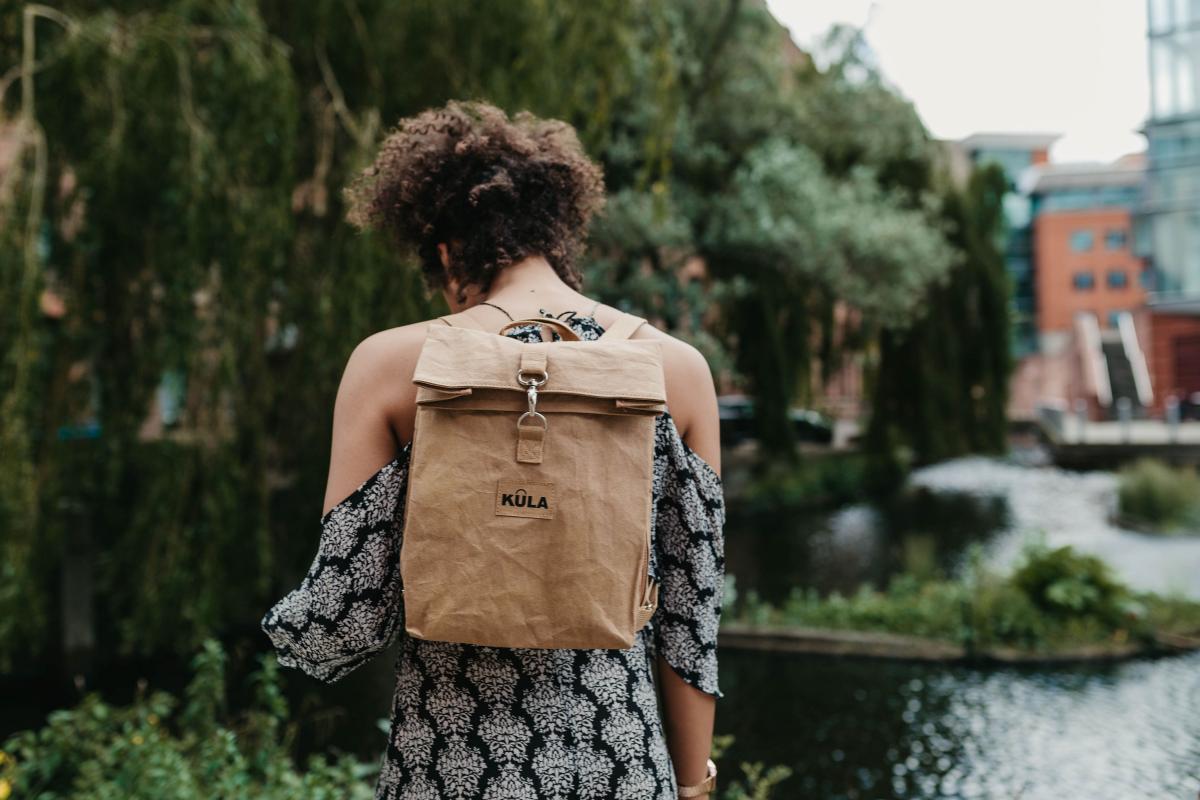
[441,312,583,342]
[499,317,582,342]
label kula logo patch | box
[495,480,555,519]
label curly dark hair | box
[344,99,606,302]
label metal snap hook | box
[517,370,548,387]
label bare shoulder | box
[338,319,436,394]
[337,318,446,445]
[623,316,720,473]
[630,323,713,389]
[347,318,434,369]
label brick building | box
[1029,156,1149,349]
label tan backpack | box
[399,310,665,649]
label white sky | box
[766,0,1150,164]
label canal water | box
[721,452,1200,799]
[718,648,1200,799]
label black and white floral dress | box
[261,313,726,800]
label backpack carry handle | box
[497,317,582,342]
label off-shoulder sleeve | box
[648,415,726,698]
[260,446,411,683]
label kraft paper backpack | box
[399,310,666,649]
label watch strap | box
[677,758,717,797]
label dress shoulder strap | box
[439,311,488,331]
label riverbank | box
[718,621,1200,664]
[722,541,1200,664]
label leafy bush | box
[2,640,793,800]
[1010,543,1135,625]
[712,734,794,800]
[965,577,1047,649]
[1,640,376,800]
[1117,458,1200,533]
[774,576,971,642]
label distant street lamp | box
[1166,394,1180,444]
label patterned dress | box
[260,313,726,800]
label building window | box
[1140,266,1156,290]
[1070,229,1094,251]
[1107,269,1129,289]
[1105,228,1127,250]
[1072,271,1095,290]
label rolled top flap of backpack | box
[413,324,666,406]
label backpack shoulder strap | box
[597,311,647,341]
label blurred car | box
[717,394,834,446]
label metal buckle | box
[517,410,547,429]
[517,370,548,432]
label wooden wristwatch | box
[677,758,717,797]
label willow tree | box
[867,162,1012,467]
[0,0,663,669]
[1,3,305,666]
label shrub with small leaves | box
[1,639,376,800]
[1117,458,1200,533]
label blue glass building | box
[1137,0,1200,307]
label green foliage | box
[707,140,954,329]
[794,25,935,188]
[584,6,960,458]
[727,542,1200,653]
[1117,458,1200,533]
[739,452,877,510]
[1,0,1009,667]
[1010,542,1136,625]
[1,639,376,800]
[4,1,306,666]
[687,17,957,456]
[866,162,1013,466]
[1,0,642,666]
[720,761,794,800]
[1,642,791,800]
[711,734,794,800]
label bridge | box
[1036,411,1200,468]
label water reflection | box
[910,456,1200,598]
[725,484,1008,604]
[728,455,1200,604]
[719,648,1200,799]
